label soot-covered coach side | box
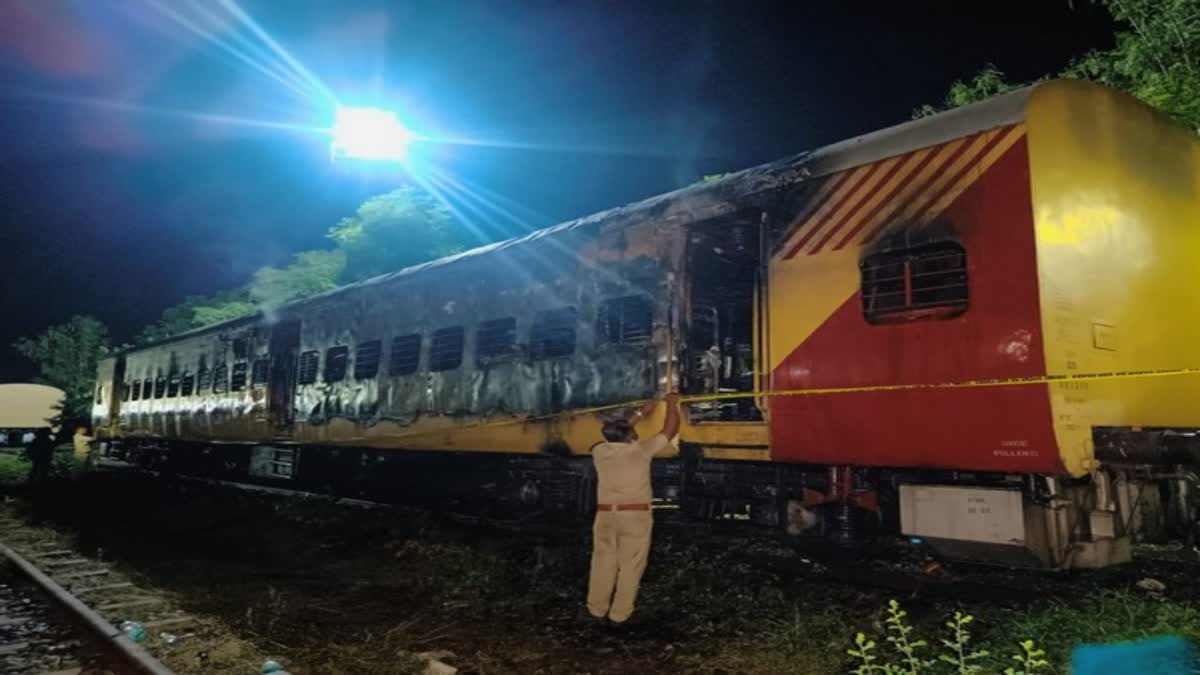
[89,79,1200,570]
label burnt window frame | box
[232,337,251,360]
[129,380,140,401]
[153,373,167,399]
[230,362,249,391]
[530,307,578,360]
[197,364,212,393]
[298,350,320,385]
[166,371,181,398]
[251,357,271,386]
[181,373,196,397]
[324,346,350,382]
[860,242,968,324]
[142,379,153,400]
[212,364,229,394]
[354,340,383,380]
[430,327,465,372]
[388,334,421,376]
[475,317,517,364]
[596,295,654,346]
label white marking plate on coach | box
[899,485,1025,545]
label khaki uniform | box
[587,433,668,623]
[71,431,93,480]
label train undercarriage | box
[99,425,1200,570]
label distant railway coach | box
[94,80,1200,569]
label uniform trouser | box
[587,510,653,622]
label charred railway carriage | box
[93,80,1200,569]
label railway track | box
[0,512,200,675]
[0,545,174,674]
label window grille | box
[430,327,464,372]
[597,296,653,346]
[298,350,320,385]
[861,242,968,323]
[354,340,382,379]
[230,362,249,391]
[476,318,517,361]
[324,346,349,382]
[251,358,271,386]
[531,307,577,359]
[389,335,421,376]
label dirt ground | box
[3,459,1200,674]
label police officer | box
[25,427,54,486]
[586,392,681,624]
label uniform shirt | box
[592,434,670,505]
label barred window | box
[167,372,181,398]
[197,366,212,393]
[324,346,349,382]
[389,335,421,376]
[213,364,229,394]
[298,350,320,385]
[861,242,968,324]
[154,374,167,399]
[230,362,249,391]
[142,379,153,400]
[251,357,270,386]
[354,340,382,379]
[476,318,517,362]
[181,373,195,397]
[232,337,251,360]
[531,307,577,360]
[430,327,464,372]
[131,380,141,401]
[597,295,653,346]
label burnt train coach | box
[93,80,1200,569]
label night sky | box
[0,0,1114,381]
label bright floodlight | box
[330,106,414,161]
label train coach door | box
[683,213,764,422]
[268,321,301,432]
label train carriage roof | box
[126,84,1036,352]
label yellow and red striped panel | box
[776,124,1026,259]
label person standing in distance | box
[586,391,681,624]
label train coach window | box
[324,346,349,382]
[531,307,577,360]
[197,365,212,393]
[181,373,195,397]
[597,296,653,346]
[251,358,270,386]
[167,373,181,398]
[388,335,421,376]
[142,379,153,400]
[231,362,249,391]
[122,382,131,402]
[212,364,229,394]
[131,380,141,401]
[232,337,251,360]
[861,242,968,324]
[476,318,517,362]
[154,375,166,399]
[430,327,464,372]
[298,350,320,384]
[354,340,382,379]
